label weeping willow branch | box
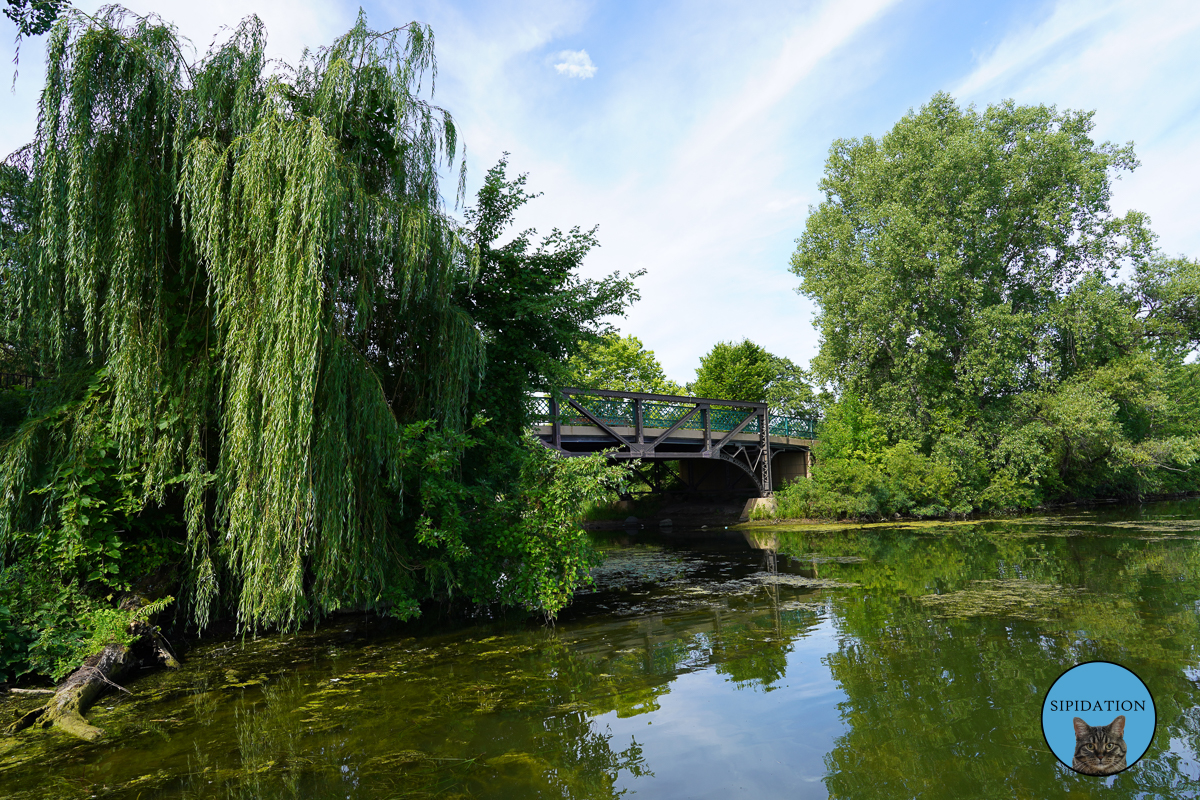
[1,6,482,633]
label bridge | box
[530,388,817,498]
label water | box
[5,501,1200,798]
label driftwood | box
[6,597,178,741]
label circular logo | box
[1041,661,1156,776]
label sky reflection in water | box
[4,500,1200,798]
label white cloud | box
[553,48,596,79]
[9,0,1196,384]
[953,0,1122,100]
[424,0,902,379]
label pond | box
[4,500,1200,798]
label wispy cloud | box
[954,0,1200,260]
[413,0,903,379]
[6,0,1196,381]
[953,0,1122,99]
[553,48,596,79]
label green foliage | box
[491,438,630,616]
[451,157,639,589]
[0,601,29,683]
[395,430,631,619]
[0,8,481,634]
[689,339,774,402]
[0,8,639,680]
[43,596,174,681]
[566,333,683,395]
[688,339,817,418]
[0,548,175,682]
[460,156,641,440]
[4,0,64,36]
[764,355,820,418]
[0,386,30,440]
[793,93,1153,427]
[786,93,1200,516]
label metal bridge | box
[0,373,38,390]
[530,388,817,498]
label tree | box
[789,93,1200,512]
[459,156,641,441]
[1,8,489,632]
[688,339,816,416]
[566,333,683,395]
[792,93,1159,433]
[689,339,775,402]
[0,10,631,719]
[765,354,819,418]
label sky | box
[2,0,1198,385]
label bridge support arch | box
[531,388,815,499]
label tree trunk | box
[5,600,179,741]
[7,643,137,741]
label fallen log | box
[6,596,178,741]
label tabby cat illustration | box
[1072,715,1127,775]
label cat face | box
[1071,715,1127,776]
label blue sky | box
[3,0,1198,384]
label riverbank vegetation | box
[0,8,634,704]
[777,93,1200,521]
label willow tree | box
[0,6,492,646]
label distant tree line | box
[566,335,820,419]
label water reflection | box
[4,502,1200,798]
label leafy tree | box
[566,333,683,395]
[792,93,1157,432]
[454,156,640,527]
[4,0,64,35]
[788,93,1200,514]
[765,354,819,418]
[0,8,482,634]
[460,157,641,439]
[689,339,774,402]
[688,339,817,417]
[0,8,631,680]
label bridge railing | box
[0,373,38,390]
[527,394,816,439]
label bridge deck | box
[532,423,814,451]
[530,388,818,496]
[529,394,816,440]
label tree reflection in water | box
[5,505,1200,798]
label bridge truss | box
[531,388,816,497]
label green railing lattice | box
[527,395,816,439]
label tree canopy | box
[0,9,632,682]
[566,333,682,395]
[786,93,1200,515]
[688,339,817,416]
[689,339,774,402]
